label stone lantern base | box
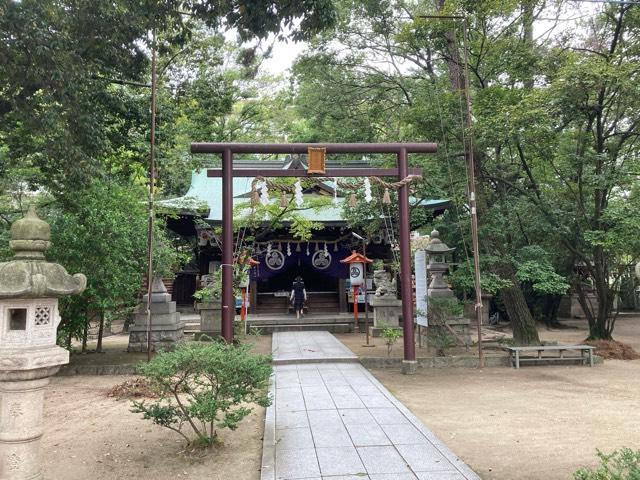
[0,346,69,480]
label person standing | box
[290,276,307,319]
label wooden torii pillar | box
[190,142,437,373]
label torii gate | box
[190,142,437,371]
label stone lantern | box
[0,205,86,479]
[424,229,456,298]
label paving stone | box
[322,476,371,480]
[358,394,394,409]
[395,444,452,472]
[345,423,391,447]
[316,447,367,477]
[369,474,418,480]
[356,446,413,474]
[338,409,375,426]
[277,410,309,429]
[275,447,320,479]
[303,386,336,410]
[276,371,301,387]
[414,473,467,480]
[308,409,342,426]
[276,428,314,452]
[311,421,353,447]
[276,387,306,412]
[380,424,428,445]
[368,408,410,425]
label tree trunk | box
[81,316,88,353]
[96,309,105,353]
[499,265,540,345]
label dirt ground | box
[368,315,640,480]
[43,375,265,480]
[69,332,272,365]
[44,333,271,480]
[42,317,640,479]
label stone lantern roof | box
[0,205,86,298]
[424,230,456,255]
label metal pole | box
[145,31,157,362]
[221,148,234,343]
[398,147,417,371]
[363,240,371,346]
[462,18,485,368]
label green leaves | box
[134,341,272,445]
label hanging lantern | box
[382,188,391,204]
[296,242,302,253]
[364,178,373,203]
[348,193,357,208]
[340,250,373,287]
[259,181,269,206]
[280,192,289,208]
[287,242,291,256]
[340,250,373,330]
[294,180,304,207]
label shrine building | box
[161,156,449,316]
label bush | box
[132,341,272,447]
[381,326,402,357]
[574,449,640,480]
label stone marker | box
[0,205,86,480]
[127,277,184,351]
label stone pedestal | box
[128,278,184,352]
[464,294,492,325]
[368,295,402,337]
[558,293,599,318]
[195,300,221,340]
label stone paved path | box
[272,330,357,364]
[261,331,480,480]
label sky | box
[258,2,602,76]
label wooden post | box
[352,285,359,333]
[221,148,234,342]
[398,147,416,370]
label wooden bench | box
[504,345,595,369]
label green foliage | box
[47,180,181,343]
[132,341,272,446]
[381,326,402,357]
[574,449,640,480]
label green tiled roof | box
[159,169,449,223]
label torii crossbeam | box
[190,142,437,371]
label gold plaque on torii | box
[307,147,326,174]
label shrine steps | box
[247,313,354,334]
